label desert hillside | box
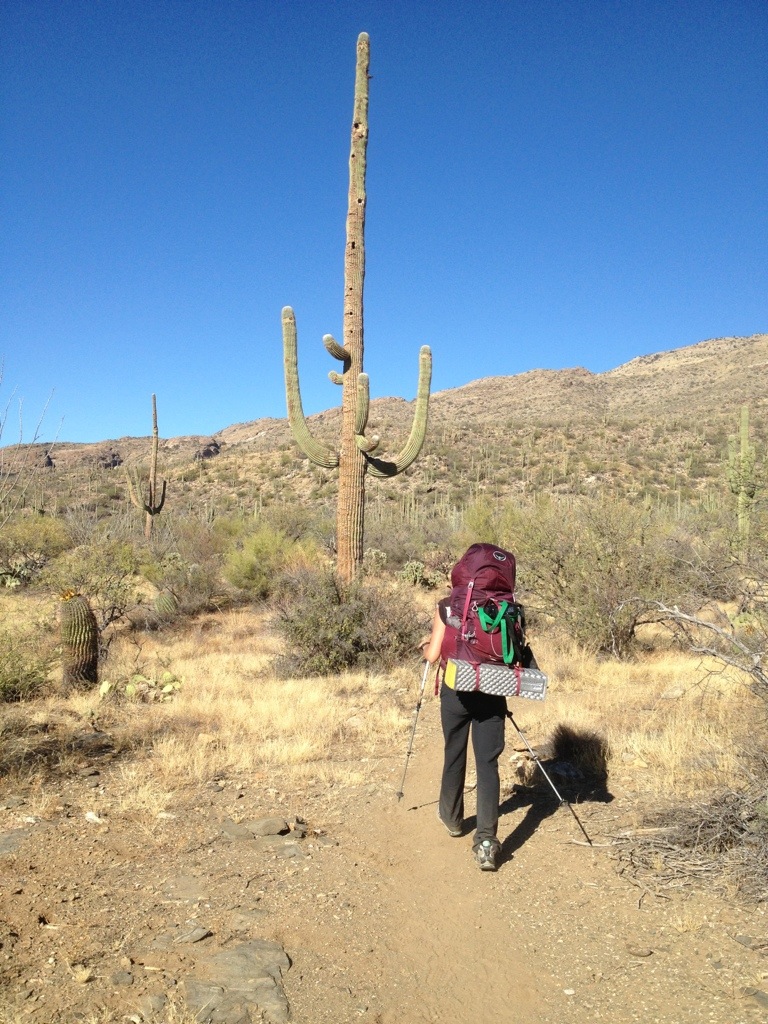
[11,333,768,524]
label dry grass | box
[0,605,416,818]
[131,608,411,790]
[1,600,762,822]
[514,633,758,797]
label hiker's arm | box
[423,605,445,665]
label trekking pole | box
[396,660,430,802]
[506,710,593,846]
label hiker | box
[423,543,537,872]
[423,602,506,870]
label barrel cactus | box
[154,589,178,619]
[60,592,99,690]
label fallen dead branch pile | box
[614,785,768,902]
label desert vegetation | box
[1,394,766,833]
[0,357,766,1021]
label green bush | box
[274,567,427,677]
[223,524,318,600]
[0,515,73,587]
[462,494,704,656]
[38,540,141,643]
[397,560,444,589]
[0,627,54,702]
[362,548,387,575]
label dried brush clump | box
[620,752,768,902]
[273,566,428,677]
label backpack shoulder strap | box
[459,580,474,637]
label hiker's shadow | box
[480,789,561,865]
[476,773,614,867]
[499,789,560,863]
[462,788,559,864]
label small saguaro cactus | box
[282,32,432,586]
[60,591,99,690]
[127,393,167,540]
[727,405,758,559]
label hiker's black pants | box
[439,684,506,849]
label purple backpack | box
[440,544,523,668]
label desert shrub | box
[223,524,320,600]
[0,626,54,702]
[38,540,141,648]
[362,547,387,575]
[462,495,699,656]
[0,515,73,587]
[260,501,335,548]
[142,550,227,617]
[365,499,460,570]
[397,560,444,589]
[137,516,231,615]
[274,567,427,677]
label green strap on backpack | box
[477,600,516,664]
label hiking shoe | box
[436,809,462,837]
[474,840,498,872]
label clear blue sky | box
[2,0,766,444]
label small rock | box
[275,842,305,860]
[735,934,756,948]
[245,816,290,837]
[0,828,32,856]
[174,925,213,945]
[137,994,167,1017]
[0,796,27,809]
[626,945,653,958]
[221,819,253,841]
[85,811,106,824]
[743,987,768,1009]
[660,686,685,700]
[110,970,133,986]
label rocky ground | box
[2,698,768,1024]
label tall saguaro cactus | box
[282,32,432,585]
[127,393,167,541]
[727,405,758,560]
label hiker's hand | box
[417,634,430,652]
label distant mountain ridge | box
[18,334,767,510]
[216,333,767,447]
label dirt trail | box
[273,698,766,1024]
[2,696,767,1023]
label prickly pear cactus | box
[60,592,98,690]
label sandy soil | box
[1,695,767,1024]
